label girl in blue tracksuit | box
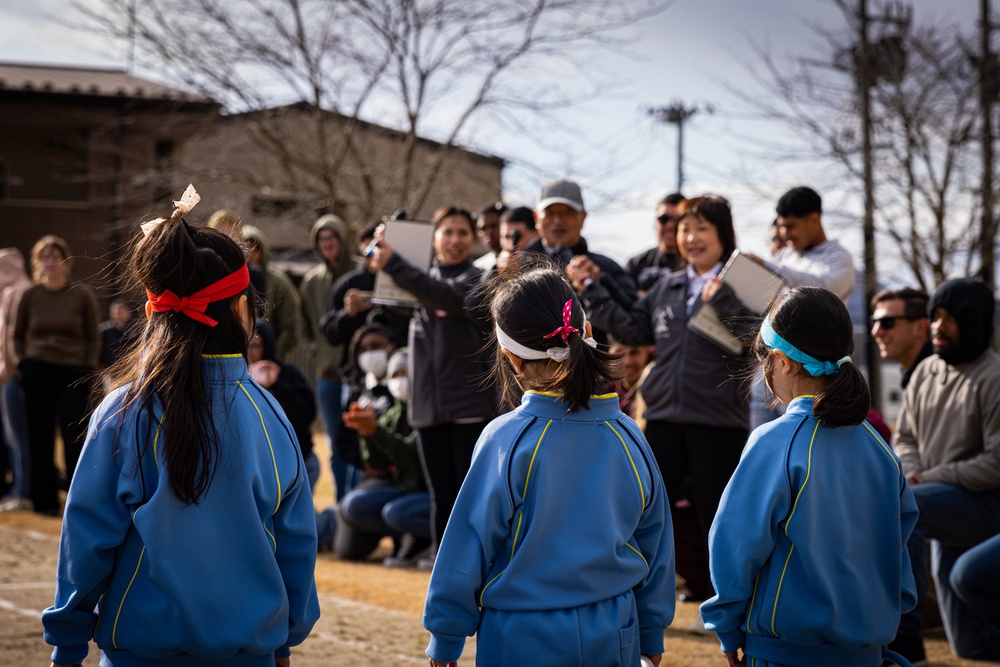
[700,287,918,667]
[42,205,320,667]
[422,264,675,667]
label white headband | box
[495,317,598,362]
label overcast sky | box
[0,0,982,275]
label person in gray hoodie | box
[300,214,359,500]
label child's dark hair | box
[753,286,869,427]
[490,264,620,413]
[108,218,256,504]
[776,186,822,217]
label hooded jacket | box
[0,249,32,383]
[895,279,1000,492]
[928,278,995,365]
[242,226,302,360]
[299,215,357,381]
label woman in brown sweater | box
[12,235,100,516]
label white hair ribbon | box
[141,184,201,236]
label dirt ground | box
[0,436,987,666]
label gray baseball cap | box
[536,179,585,213]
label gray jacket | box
[583,269,754,430]
[383,254,497,429]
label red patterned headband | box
[146,264,250,327]
[543,299,582,345]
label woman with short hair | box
[13,235,100,515]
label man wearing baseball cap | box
[526,178,637,309]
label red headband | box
[542,299,581,345]
[146,263,250,327]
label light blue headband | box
[760,317,851,377]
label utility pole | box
[648,102,704,191]
[858,0,882,410]
[980,0,996,292]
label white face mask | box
[358,349,389,378]
[387,377,409,403]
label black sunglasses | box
[872,315,923,330]
[656,214,674,225]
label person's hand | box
[723,649,746,667]
[495,250,520,275]
[907,471,925,485]
[644,653,662,666]
[344,288,372,317]
[565,255,601,291]
[343,403,378,437]
[370,225,395,271]
[702,276,723,302]
[275,657,290,667]
[250,360,281,388]
[429,660,457,667]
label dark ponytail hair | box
[108,217,256,504]
[753,286,869,427]
[490,261,620,413]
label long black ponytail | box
[108,217,256,503]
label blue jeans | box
[305,452,320,491]
[900,482,1000,660]
[316,379,359,501]
[340,479,430,540]
[950,532,1000,631]
[382,492,431,541]
[1,378,30,497]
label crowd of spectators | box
[2,179,998,665]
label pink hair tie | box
[543,299,581,345]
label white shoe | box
[0,496,32,512]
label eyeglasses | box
[656,215,674,225]
[872,315,924,330]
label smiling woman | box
[367,206,498,569]
[580,194,755,602]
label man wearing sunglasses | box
[624,192,685,294]
[871,287,932,389]
[890,278,1000,665]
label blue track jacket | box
[43,355,320,667]
[701,396,918,667]
[423,391,675,663]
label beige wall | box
[177,108,504,249]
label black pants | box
[417,422,485,552]
[19,359,94,514]
[644,420,747,589]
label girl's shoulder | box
[745,410,811,452]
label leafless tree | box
[69,0,668,226]
[726,0,983,291]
